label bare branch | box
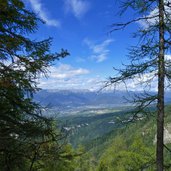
[111,15,159,32]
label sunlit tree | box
[108,0,171,170]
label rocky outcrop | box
[153,123,171,144]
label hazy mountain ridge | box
[34,89,171,110]
[34,89,129,109]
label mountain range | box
[34,89,171,110]
[34,89,128,109]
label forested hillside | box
[1,0,171,170]
[65,105,171,171]
[0,1,76,170]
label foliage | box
[0,0,71,170]
[95,117,157,170]
[98,136,155,171]
[58,105,171,171]
[60,109,126,148]
[107,0,171,169]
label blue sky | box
[25,0,139,90]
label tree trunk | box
[157,0,165,170]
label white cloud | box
[138,8,158,28]
[138,1,171,28]
[84,38,114,62]
[165,54,171,61]
[28,0,60,27]
[65,0,90,18]
[38,60,171,91]
[91,53,109,63]
[110,72,158,92]
[48,64,90,79]
[39,76,104,91]
[38,64,104,90]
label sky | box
[24,0,144,91]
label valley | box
[34,89,171,170]
[59,107,128,147]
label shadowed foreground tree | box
[0,0,71,170]
[107,0,171,170]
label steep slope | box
[81,105,171,171]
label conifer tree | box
[108,0,171,170]
[0,0,69,170]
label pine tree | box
[0,0,69,170]
[108,0,171,170]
